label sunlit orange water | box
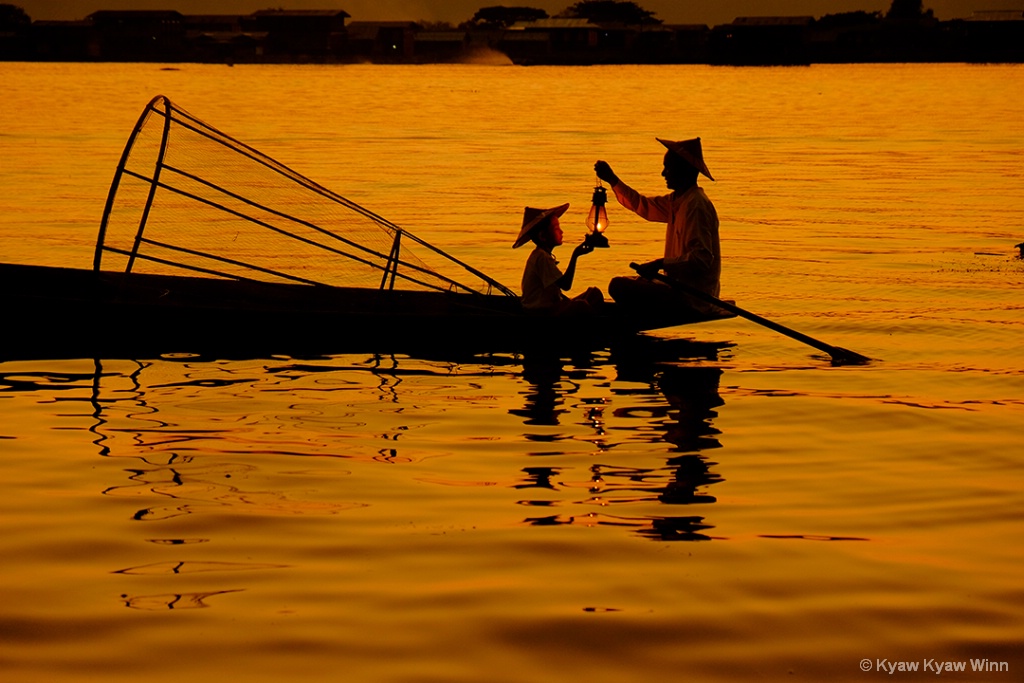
[1,62,1022,682]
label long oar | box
[629,263,871,365]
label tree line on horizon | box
[463,0,934,29]
[2,0,1020,65]
[0,0,936,30]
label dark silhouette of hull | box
[1,263,732,360]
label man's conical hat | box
[657,137,714,181]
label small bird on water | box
[1016,242,1024,258]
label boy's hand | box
[573,242,594,258]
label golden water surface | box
[1,62,1022,682]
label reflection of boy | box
[513,203,603,315]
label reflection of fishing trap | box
[96,95,514,297]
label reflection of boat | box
[1,95,731,359]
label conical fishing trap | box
[95,95,514,298]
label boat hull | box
[1,263,731,359]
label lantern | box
[584,184,610,248]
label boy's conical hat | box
[513,203,570,249]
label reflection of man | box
[656,366,724,506]
[595,137,720,311]
[657,366,725,453]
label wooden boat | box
[0,261,730,359]
[1,96,731,360]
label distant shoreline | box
[3,9,1023,66]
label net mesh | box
[95,95,513,297]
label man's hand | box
[634,260,662,280]
[594,160,618,185]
